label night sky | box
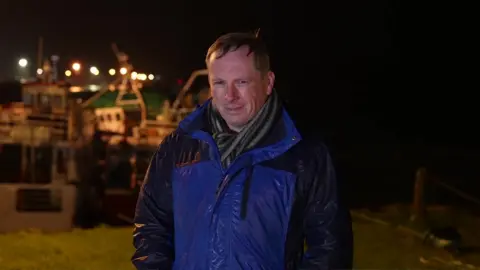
[1,0,274,79]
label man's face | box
[208,46,275,131]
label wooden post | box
[67,99,74,142]
[411,167,427,222]
[37,37,43,71]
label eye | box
[212,80,225,86]
[236,80,249,85]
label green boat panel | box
[87,90,167,120]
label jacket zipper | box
[215,174,230,199]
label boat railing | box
[0,120,67,145]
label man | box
[132,32,353,269]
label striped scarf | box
[208,90,281,168]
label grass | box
[353,204,480,269]
[0,226,135,270]
[353,217,447,269]
[0,211,479,270]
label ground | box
[352,205,480,269]
[0,226,133,270]
[0,208,479,269]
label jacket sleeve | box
[300,143,353,270]
[131,135,175,269]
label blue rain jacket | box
[132,100,353,270]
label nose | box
[224,83,238,102]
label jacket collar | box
[178,98,302,168]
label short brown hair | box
[205,32,270,74]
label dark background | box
[1,0,476,207]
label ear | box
[266,71,275,95]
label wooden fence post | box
[411,167,427,222]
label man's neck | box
[227,124,242,133]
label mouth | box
[225,106,243,113]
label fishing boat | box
[77,44,210,224]
[0,60,80,233]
